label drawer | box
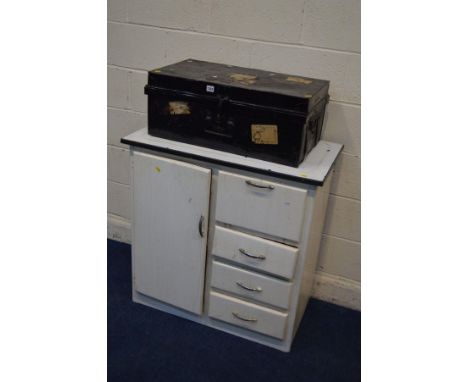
[212,225,299,279]
[215,171,307,243]
[208,291,288,340]
[211,261,293,309]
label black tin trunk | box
[145,59,330,167]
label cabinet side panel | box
[132,151,211,315]
[293,169,334,335]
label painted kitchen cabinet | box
[123,128,342,352]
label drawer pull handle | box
[236,281,262,292]
[245,180,275,190]
[198,215,205,237]
[239,248,266,260]
[232,312,258,322]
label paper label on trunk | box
[251,124,278,144]
[230,73,257,85]
[286,76,313,85]
[168,101,191,115]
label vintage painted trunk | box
[145,59,329,167]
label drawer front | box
[208,291,288,340]
[215,171,307,243]
[212,225,299,279]
[211,261,293,309]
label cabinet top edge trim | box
[122,129,342,186]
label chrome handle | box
[245,180,274,190]
[236,281,262,292]
[239,248,266,260]
[198,215,204,237]
[232,312,257,322]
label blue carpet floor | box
[108,239,360,382]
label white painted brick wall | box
[129,70,148,113]
[209,0,305,43]
[108,23,167,69]
[323,102,361,155]
[128,0,212,32]
[164,29,253,68]
[107,67,129,109]
[107,0,361,309]
[323,195,360,242]
[107,146,130,185]
[317,235,361,281]
[107,108,146,148]
[331,153,360,200]
[107,0,126,22]
[108,181,131,220]
[301,0,361,52]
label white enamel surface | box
[132,151,211,314]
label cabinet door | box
[132,151,211,315]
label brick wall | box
[107,0,361,310]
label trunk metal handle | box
[245,180,274,190]
[198,215,205,237]
[236,281,262,293]
[232,312,258,322]
[239,248,266,260]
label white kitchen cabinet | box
[123,128,342,352]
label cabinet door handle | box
[236,281,262,292]
[239,248,266,260]
[198,215,205,237]
[232,312,258,322]
[245,180,274,190]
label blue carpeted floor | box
[108,239,360,382]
